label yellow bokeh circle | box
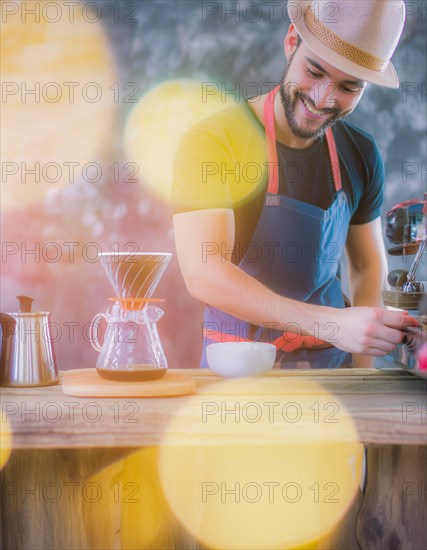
[1,1,116,209]
[158,377,363,549]
[0,414,12,470]
[124,78,237,202]
[83,447,177,550]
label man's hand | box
[343,219,403,364]
[325,307,417,356]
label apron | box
[201,85,352,369]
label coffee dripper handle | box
[146,306,164,323]
[89,313,108,352]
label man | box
[173,0,417,368]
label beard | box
[279,56,347,141]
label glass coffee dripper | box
[90,252,172,381]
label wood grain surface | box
[357,445,427,550]
[1,368,426,550]
[0,447,363,550]
[1,369,426,449]
[61,368,196,397]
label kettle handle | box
[0,313,16,334]
[0,313,17,372]
[89,313,108,352]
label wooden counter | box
[1,368,426,549]
[2,368,426,448]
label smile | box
[301,96,327,117]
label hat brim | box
[288,0,400,89]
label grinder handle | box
[407,237,426,281]
[387,269,408,288]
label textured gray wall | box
[105,0,426,248]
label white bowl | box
[206,342,276,378]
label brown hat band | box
[304,7,389,73]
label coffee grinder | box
[382,195,427,378]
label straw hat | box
[287,0,406,88]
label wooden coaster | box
[61,368,196,398]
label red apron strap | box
[263,87,343,194]
[263,86,280,195]
[325,127,342,192]
[203,328,331,352]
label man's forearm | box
[348,259,387,367]
[187,257,409,355]
[349,263,386,308]
[188,257,331,337]
[174,211,410,356]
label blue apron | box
[201,85,352,369]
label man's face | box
[279,40,367,141]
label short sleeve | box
[350,139,384,225]
[172,103,267,215]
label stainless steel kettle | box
[0,295,59,387]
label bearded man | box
[173,0,417,369]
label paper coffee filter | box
[99,253,172,304]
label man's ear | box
[284,24,300,59]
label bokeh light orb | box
[158,377,363,549]
[1,0,117,209]
[124,78,236,202]
[0,414,12,470]
[83,448,172,549]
